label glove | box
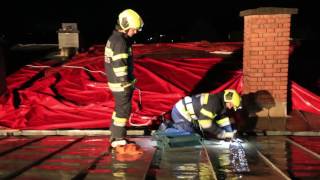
[115,144,143,162]
[217,130,237,140]
[131,78,137,89]
[132,78,137,84]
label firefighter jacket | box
[104,30,135,92]
[175,92,231,134]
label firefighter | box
[104,9,144,148]
[164,89,242,139]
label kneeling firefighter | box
[162,89,242,139]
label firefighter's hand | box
[131,79,137,89]
[217,130,236,140]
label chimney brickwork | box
[240,7,298,117]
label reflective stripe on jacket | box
[104,30,134,92]
[174,92,228,123]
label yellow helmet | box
[224,89,242,111]
[118,9,144,31]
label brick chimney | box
[240,7,298,118]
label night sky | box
[1,0,319,48]
[0,0,319,95]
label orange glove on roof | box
[115,143,143,155]
[115,143,144,162]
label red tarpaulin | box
[292,81,320,115]
[0,42,319,130]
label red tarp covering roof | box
[0,42,319,130]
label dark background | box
[0,0,319,95]
[0,0,319,47]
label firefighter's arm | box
[214,116,236,139]
[216,130,236,139]
[198,107,221,136]
[198,118,235,140]
[112,41,130,84]
[198,108,236,139]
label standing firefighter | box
[161,89,242,139]
[104,9,144,148]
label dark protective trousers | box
[110,88,134,139]
[171,105,196,133]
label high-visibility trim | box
[200,108,215,119]
[104,58,110,63]
[198,119,212,129]
[201,93,209,105]
[104,46,128,61]
[115,71,128,77]
[183,96,198,120]
[175,100,192,122]
[108,82,132,92]
[113,66,128,77]
[216,117,231,127]
[184,96,192,104]
[113,66,127,73]
[186,104,197,120]
[112,53,128,61]
[112,113,128,127]
[105,47,114,57]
